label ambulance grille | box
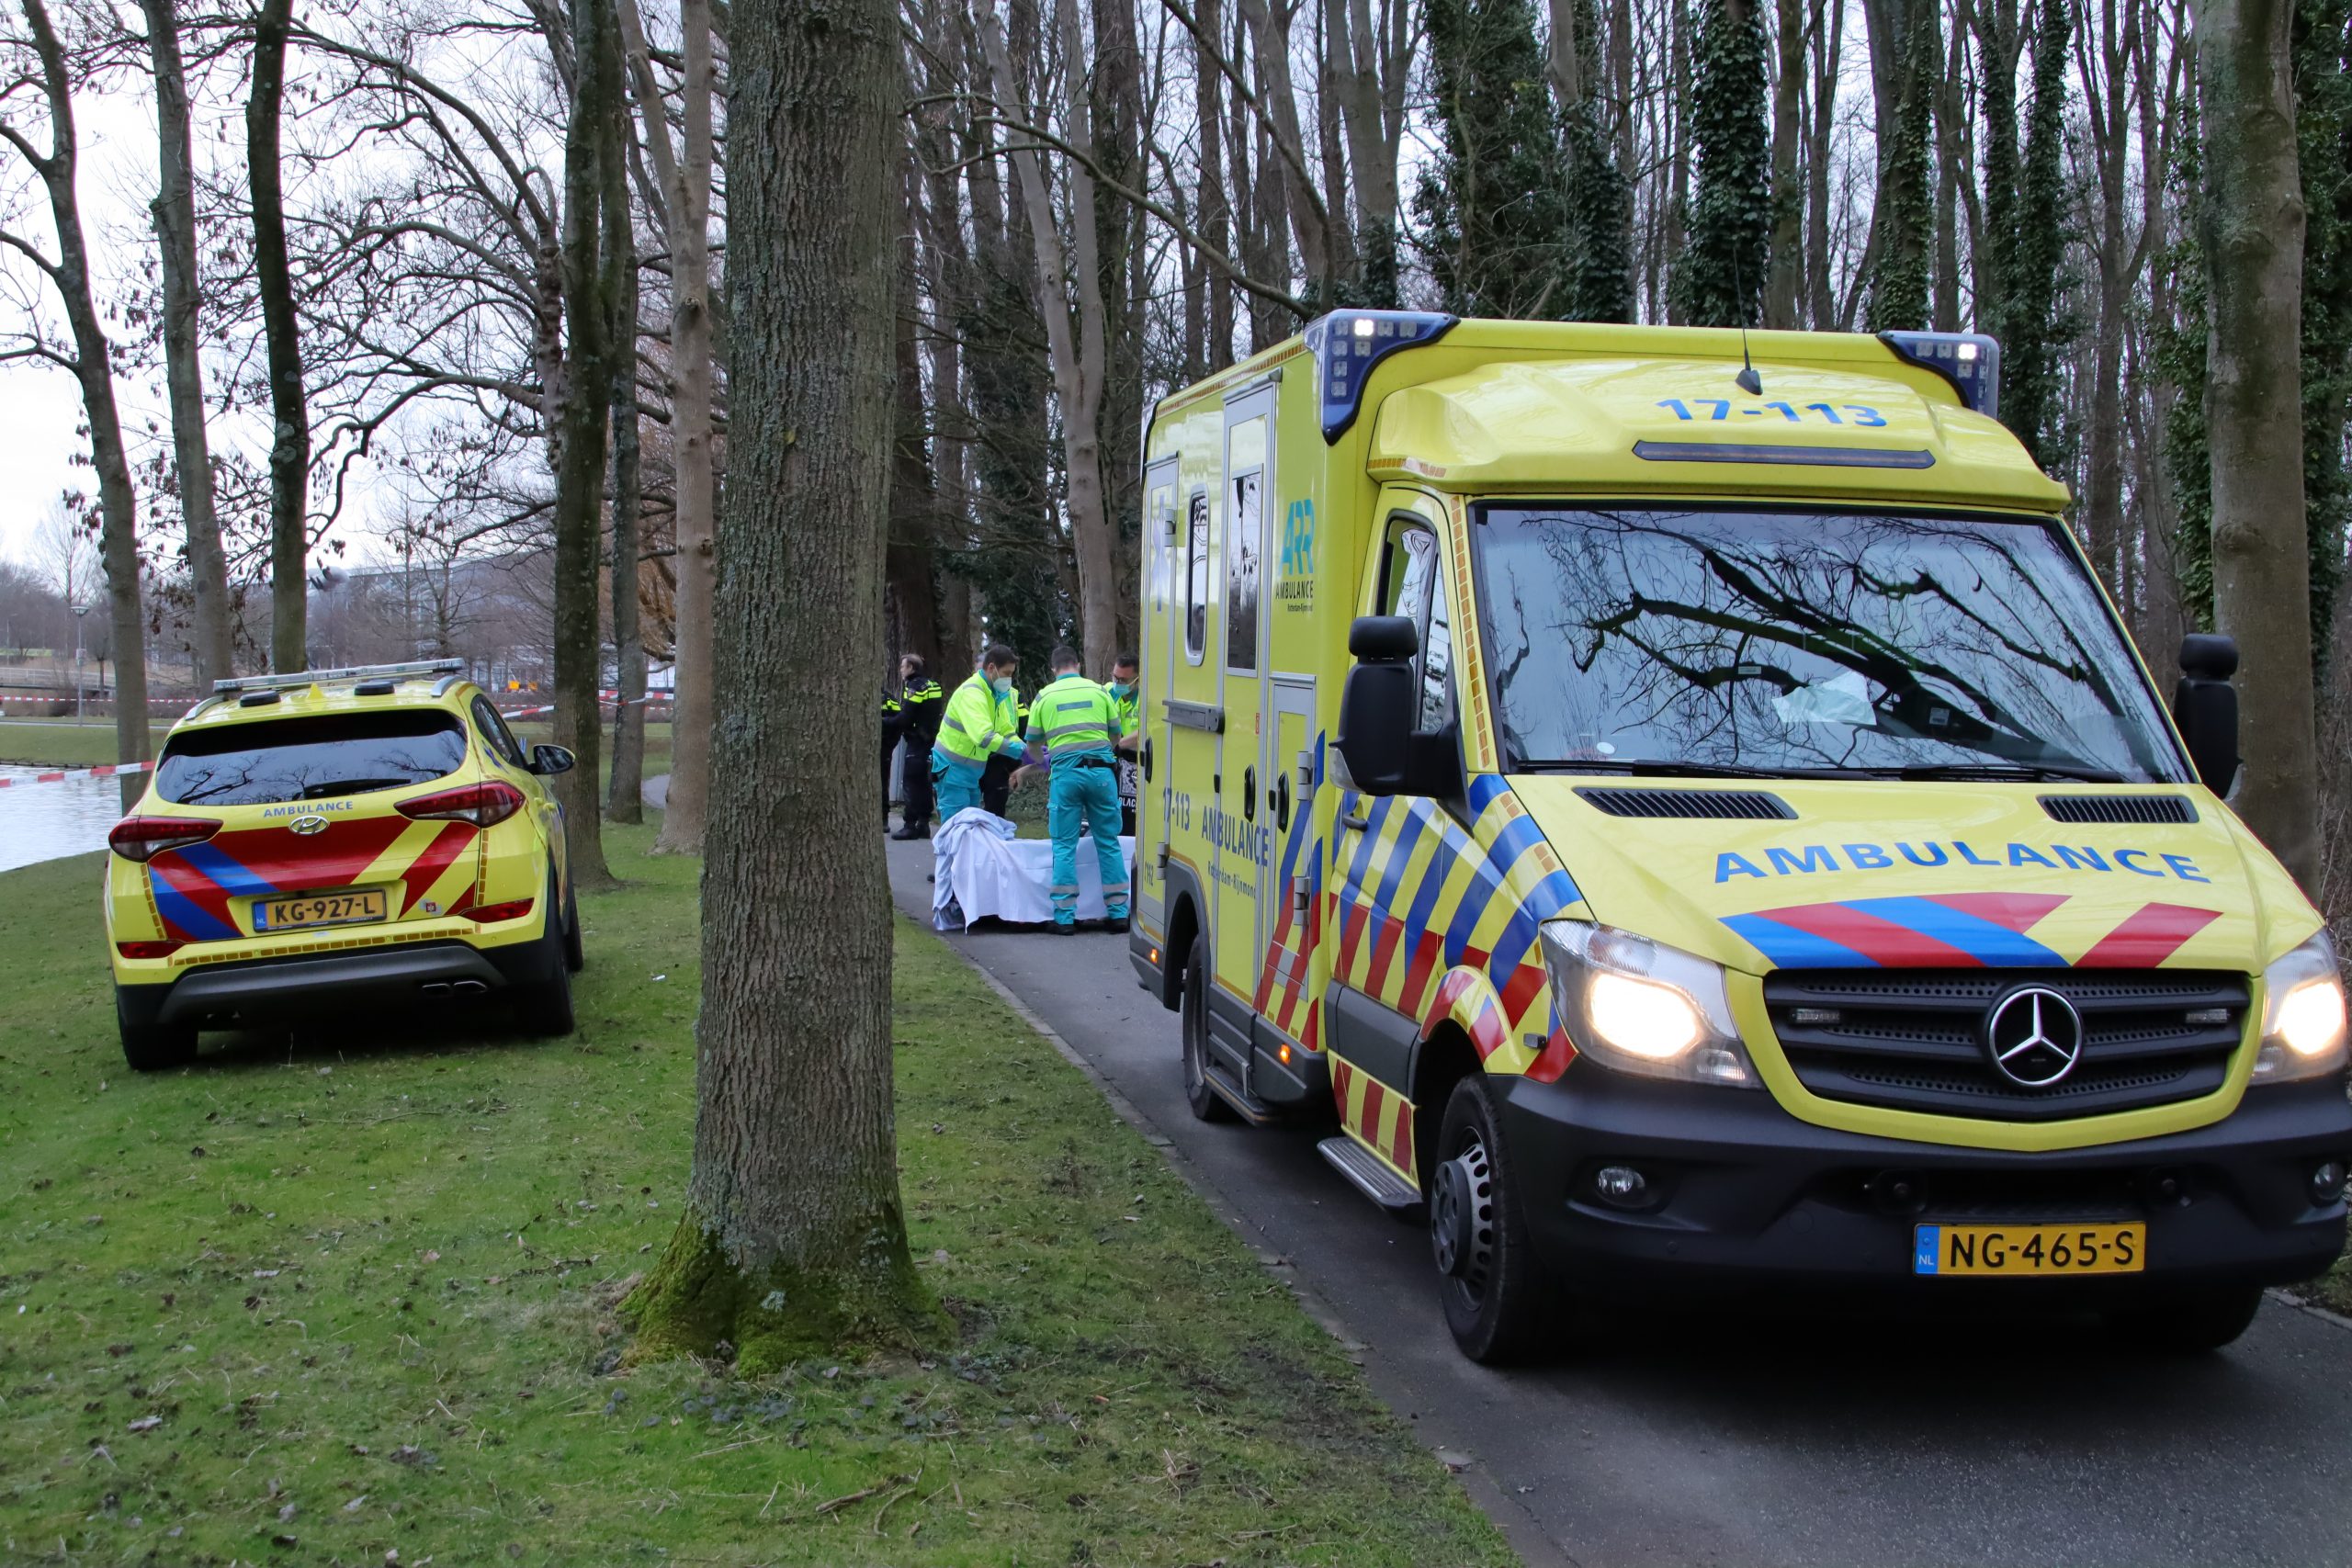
[2039,794,2199,825]
[1762,968,2247,1122]
[1573,786,1795,820]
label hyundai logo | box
[1984,986,2086,1088]
[288,814,329,836]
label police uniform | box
[932,671,1025,823]
[895,673,944,834]
[880,689,904,822]
[1026,672,1131,931]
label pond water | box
[0,766,124,872]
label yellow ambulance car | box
[104,660,583,1069]
[1127,311,2351,1361]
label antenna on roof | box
[1732,235,1763,396]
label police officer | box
[879,685,904,825]
[980,686,1030,818]
[1017,646,1130,934]
[1106,652,1141,837]
[931,644,1025,825]
[890,655,944,840]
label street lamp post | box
[72,603,88,724]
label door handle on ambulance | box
[1273,771,1290,830]
[1241,766,1256,821]
[1340,811,1371,833]
[1141,736,1153,781]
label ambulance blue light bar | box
[1879,331,2001,420]
[1306,310,1457,443]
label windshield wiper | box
[1885,761,2129,784]
[1512,759,1849,780]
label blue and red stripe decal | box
[1724,894,2220,969]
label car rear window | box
[156,711,469,807]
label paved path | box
[885,833,2352,1568]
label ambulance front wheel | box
[1432,1075,1552,1363]
[1180,938,1234,1122]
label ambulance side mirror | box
[1339,617,1419,795]
[2172,634,2239,795]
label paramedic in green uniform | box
[1018,646,1131,933]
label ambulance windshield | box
[1473,505,2186,784]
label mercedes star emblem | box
[1984,986,2086,1089]
[289,814,329,836]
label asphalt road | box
[884,835,2352,1568]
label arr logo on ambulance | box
[1716,840,2211,885]
[1276,499,1316,604]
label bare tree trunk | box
[247,0,308,673]
[1195,0,1236,364]
[984,0,1119,673]
[1932,12,1964,330]
[2078,0,2136,600]
[627,0,935,1367]
[14,0,148,805]
[140,0,232,686]
[1766,0,1805,325]
[2199,0,2319,889]
[887,153,944,675]
[606,122,647,827]
[552,0,623,888]
[626,0,720,856]
[1805,0,1840,328]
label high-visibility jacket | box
[1025,674,1120,768]
[934,672,1025,773]
[1108,683,1139,740]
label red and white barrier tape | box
[0,759,153,788]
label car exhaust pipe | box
[451,979,489,995]
[419,981,451,997]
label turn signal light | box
[398,781,524,829]
[451,897,534,923]
[116,939,185,959]
[108,816,220,863]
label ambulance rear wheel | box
[560,867,584,973]
[117,987,197,1073]
[514,874,577,1037]
[1180,939,1233,1122]
[1432,1075,1550,1364]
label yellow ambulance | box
[1128,311,2350,1361]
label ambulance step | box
[1317,1137,1422,1216]
[1204,1063,1280,1125]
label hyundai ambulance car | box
[105,660,582,1068]
[1128,312,2352,1360]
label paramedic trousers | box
[1048,761,1129,927]
[932,755,985,823]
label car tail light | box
[108,817,220,863]
[116,939,185,959]
[450,897,534,923]
[397,781,524,828]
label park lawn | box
[0,720,121,768]
[0,828,1512,1568]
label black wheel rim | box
[1434,1127,1498,1305]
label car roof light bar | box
[1879,330,2002,420]
[1305,310,1457,444]
[212,658,465,695]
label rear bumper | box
[119,935,561,1031]
[1500,1067,2352,1301]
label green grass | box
[0,829,1511,1567]
[0,721,121,768]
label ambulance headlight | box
[1538,920,1758,1088]
[2253,933,2350,1085]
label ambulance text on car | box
[1127,312,2351,1361]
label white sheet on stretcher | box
[931,807,1135,931]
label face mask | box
[991,674,1013,694]
[1109,680,1133,698]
